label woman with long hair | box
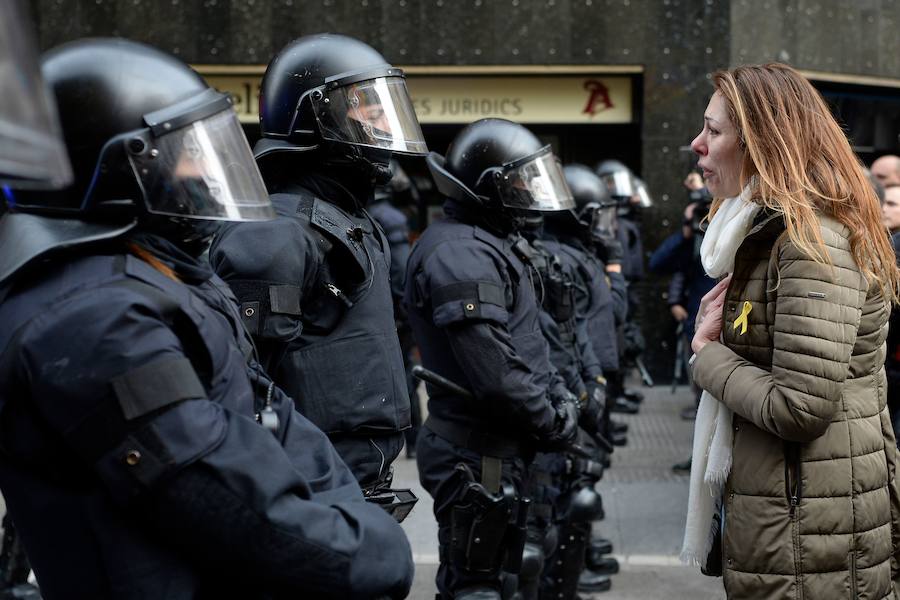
[683,62,900,599]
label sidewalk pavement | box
[396,383,725,599]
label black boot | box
[576,569,612,592]
[610,420,628,434]
[585,538,614,566]
[611,397,639,414]
[623,388,644,403]
[585,556,619,575]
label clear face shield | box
[490,147,576,212]
[634,178,653,208]
[0,0,72,189]
[310,70,428,156]
[126,90,274,222]
[600,170,636,200]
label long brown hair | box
[709,63,900,303]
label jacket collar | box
[745,209,784,238]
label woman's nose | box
[690,132,705,156]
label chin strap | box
[321,142,393,186]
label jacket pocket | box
[785,442,804,600]
[278,332,409,434]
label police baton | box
[634,356,655,387]
[412,365,595,460]
[411,365,474,400]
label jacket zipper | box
[785,442,803,599]
[849,548,858,598]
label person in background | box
[872,154,900,188]
[883,183,900,439]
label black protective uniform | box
[408,205,570,598]
[527,238,601,397]
[0,231,413,600]
[541,233,627,375]
[596,160,648,395]
[211,174,411,487]
[517,234,610,600]
[369,169,421,455]
[0,37,413,600]
[405,119,579,599]
[210,34,428,488]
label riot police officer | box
[0,3,73,596]
[0,38,413,600]
[370,161,421,458]
[405,118,579,599]
[210,34,428,490]
[517,218,613,599]
[596,159,650,400]
[544,164,630,428]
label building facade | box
[32,0,900,381]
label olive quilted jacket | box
[692,212,900,599]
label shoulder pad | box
[0,213,136,286]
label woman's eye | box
[708,128,719,136]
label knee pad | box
[569,486,603,523]
[518,542,544,580]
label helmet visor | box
[128,109,274,221]
[496,148,576,212]
[600,170,636,198]
[312,76,428,155]
[0,0,72,189]
[635,179,653,207]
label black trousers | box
[416,427,529,597]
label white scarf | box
[680,185,761,567]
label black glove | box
[538,397,579,451]
[595,234,624,265]
[580,379,606,435]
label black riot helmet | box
[550,163,618,240]
[254,34,427,183]
[427,118,574,221]
[10,38,274,232]
[595,159,637,202]
[0,0,71,189]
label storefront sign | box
[199,68,634,125]
[407,76,632,124]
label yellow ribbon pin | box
[733,301,752,335]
